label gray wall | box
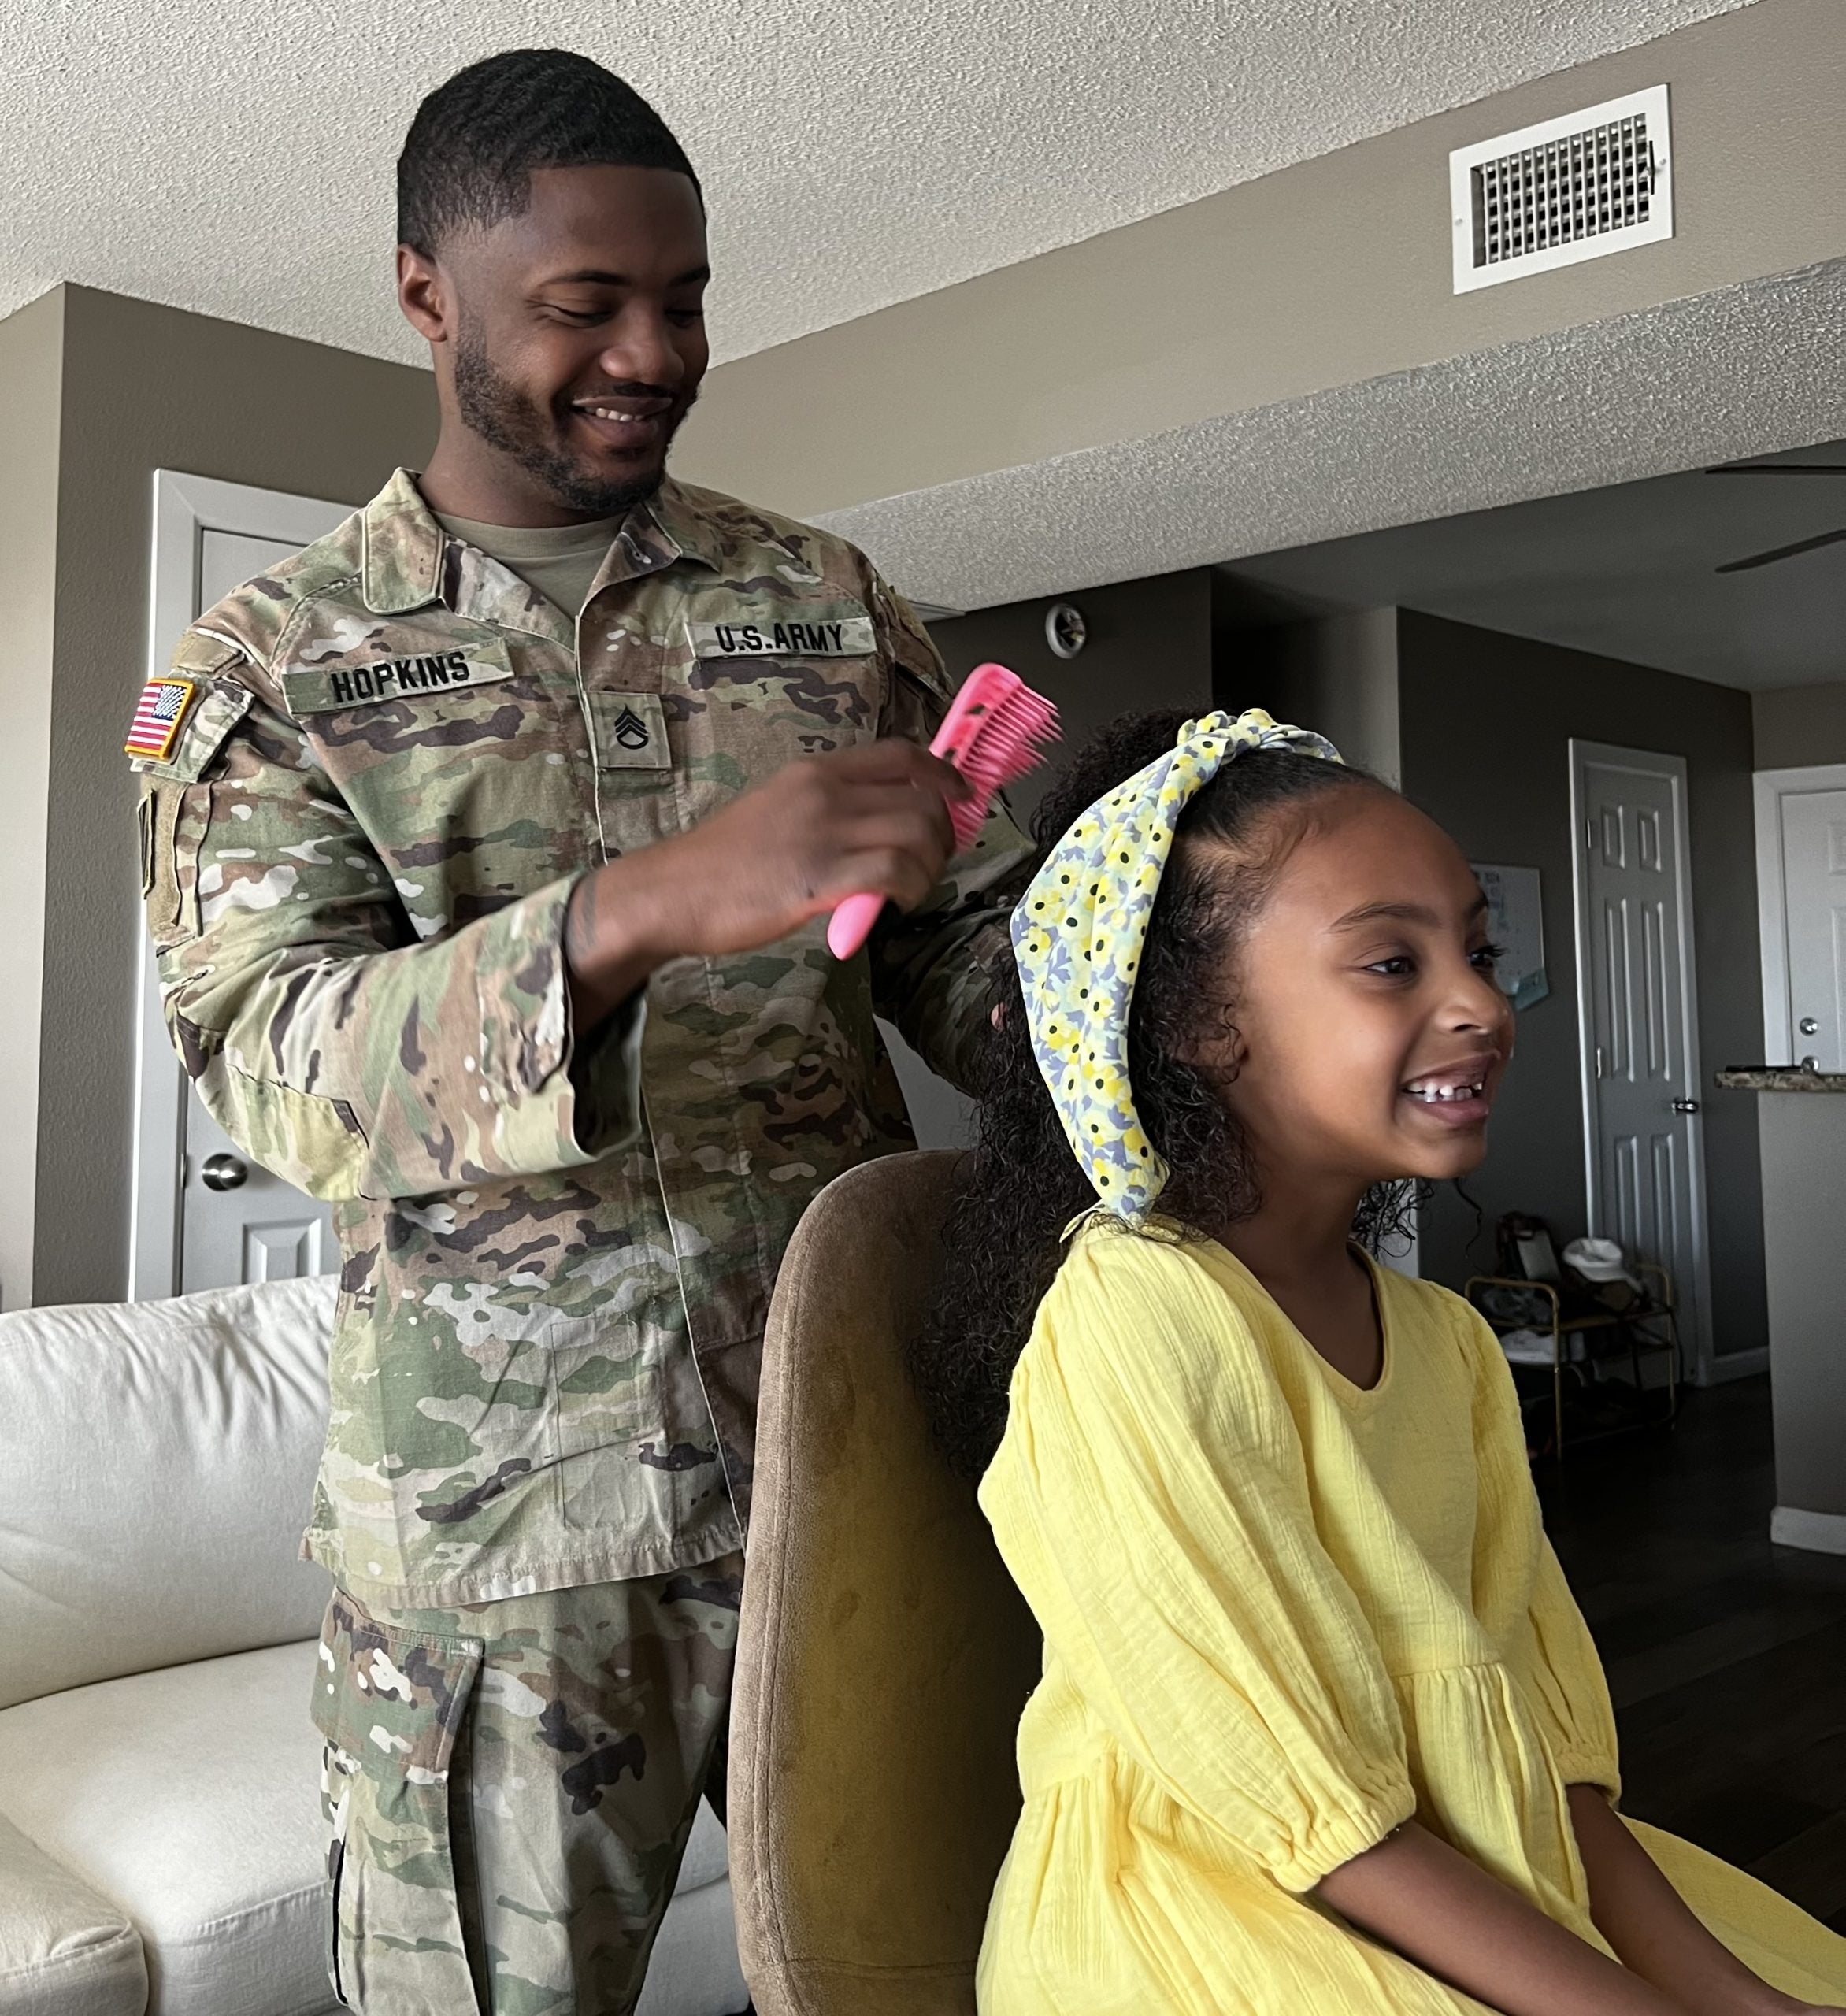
[680,0,1846,522]
[932,568,1215,831]
[1221,605,1402,785]
[1755,682,1846,770]
[9,284,437,1305]
[889,570,1218,1147]
[0,292,65,1310]
[1396,612,1766,1361]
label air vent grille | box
[1450,85,1672,293]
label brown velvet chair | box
[729,1151,1042,2016]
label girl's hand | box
[1565,1788,1837,2016]
[1314,1821,1689,2016]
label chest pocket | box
[675,602,883,810]
[278,626,591,917]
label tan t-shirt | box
[434,511,624,621]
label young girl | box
[921,710,1846,2016]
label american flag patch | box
[124,677,196,762]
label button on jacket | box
[135,469,1029,1606]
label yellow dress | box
[977,1223,1846,2014]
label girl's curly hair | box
[912,710,1420,1480]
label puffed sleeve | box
[1462,1303,1622,1799]
[979,1229,1416,1892]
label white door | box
[1760,779,1846,1075]
[1570,740,1714,1378]
[131,474,351,1299]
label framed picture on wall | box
[1471,862,1548,1010]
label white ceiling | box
[1,0,1751,367]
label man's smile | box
[569,390,677,454]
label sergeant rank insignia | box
[124,676,196,762]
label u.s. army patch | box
[279,644,516,717]
[686,613,876,660]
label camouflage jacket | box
[135,469,1029,1606]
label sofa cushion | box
[676,1799,732,1895]
[637,1870,748,2016]
[0,1808,146,2016]
[0,1640,331,2016]
[0,1636,742,2016]
[0,1277,336,1710]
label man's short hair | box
[398,50,701,256]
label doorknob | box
[1671,1099,1700,1115]
[1799,1017,1820,1036]
[200,1153,249,1191]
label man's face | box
[417,164,711,517]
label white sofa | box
[0,1277,750,2016]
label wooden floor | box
[1541,1374,1846,1932]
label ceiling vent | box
[1450,83,1672,294]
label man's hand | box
[564,739,968,1025]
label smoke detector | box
[1450,84,1672,294]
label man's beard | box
[453,320,676,518]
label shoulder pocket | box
[130,635,257,787]
[135,647,259,944]
[312,1592,484,2013]
[135,679,256,786]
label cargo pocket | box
[310,1591,484,2014]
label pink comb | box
[826,661,1060,960]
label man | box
[129,50,1029,2014]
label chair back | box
[730,1151,1040,2016]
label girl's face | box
[1211,788,1515,1189]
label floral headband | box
[1010,708,1343,1222]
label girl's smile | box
[1399,1054,1501,1128]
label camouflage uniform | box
[133,469,1030,2012]
[316,1565,743,2014]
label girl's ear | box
[1179,1009,1247,1082]
[1210,1022,1250,1087]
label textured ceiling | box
[1,0,1751,366]
[817,259,1846,690]
[1216,439,1846,692]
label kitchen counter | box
[1715,1066,1846,1093]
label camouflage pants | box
[311,1556,745,2016]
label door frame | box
[129,470,352,1300]
[1567,738,1719,1384]
[1752,762,1846,1069]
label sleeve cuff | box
[567,988,647,1158]
[1559,1751,1622,1802]
[473,876,645,1177]
[1269,1779,1419,1894]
